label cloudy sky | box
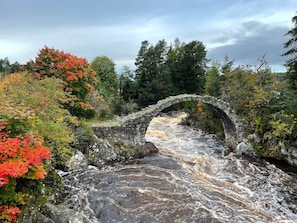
[0,0,296,72]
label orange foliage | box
[25,46,96,96]
[0,205,21,222]
[0,132,51,186]
[197,101,203,112]
[25,46,98,117]
[0,122,51,221]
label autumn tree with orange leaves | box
[25,46,98,118]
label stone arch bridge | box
[92,94,250,154]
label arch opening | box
[137,95,239,149]
[143,102,237,147]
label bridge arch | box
[93,94,250,153]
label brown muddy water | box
[60,113,297,222]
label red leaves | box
[0,205,21,222]
[0,121,52,221]
[0,122,51,187]
[26,46,96,88]
[25,46,98,117]
[0,160,28,180]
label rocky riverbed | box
[26,113,297,222]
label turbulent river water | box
[60,113,297,223]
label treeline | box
[0,57,21,76]
[119,37,297,159]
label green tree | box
[282,11,297,91]
[10,61,21,73]
[205,61,221,97]
[168,40,208,94]
[221,65,266,117]
[132,39,208,107]
[0,58,11,77]
[135,40,173,107]
[220,55,234,75]
[219,60,297,158]
[90,56,119,98]
[120,66,137,101]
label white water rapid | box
[59,112,297,222]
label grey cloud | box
[208,21,289,71]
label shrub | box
[0,122,51,222]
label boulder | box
[66,150,88,171]
[235,140,256,156]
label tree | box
[120,66,137,101]
[168,40,208,94]
[90,56,119,98]
[220,65,263,116]
[10,61,21,73]
[205,61,221,97]
[220,55,234,75]
[0,73,61,221]
[0,58,11,77]
[282,11,297,91]
[25,46,98,118]
[135,40,173,107]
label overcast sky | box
[0,0,296,72]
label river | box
[60,113,297,222]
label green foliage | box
[0,57,21,79]
[185,102,224,139]
[282,11,297,91]
[267,87,297,146]
[85,89,112,119]
[71,121,94,154]
[119,66,137,102]
[132,38,208,108]
[0,123,52,221]
[135,39,173,107]
[215,54,297,159]
[167,39,207,95]
[220,60,273,120]
[265,113,295,139]
[0,72,75,168]
[205,61,222,97]
[90,56,119,98]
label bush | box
[0,122,51,222]
[0,73,75,168]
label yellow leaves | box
[264,113,296,139]
[24,165,47,180]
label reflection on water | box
[61,112,297,222]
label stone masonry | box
[92,94,251,154]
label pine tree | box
[282,12,297,91]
